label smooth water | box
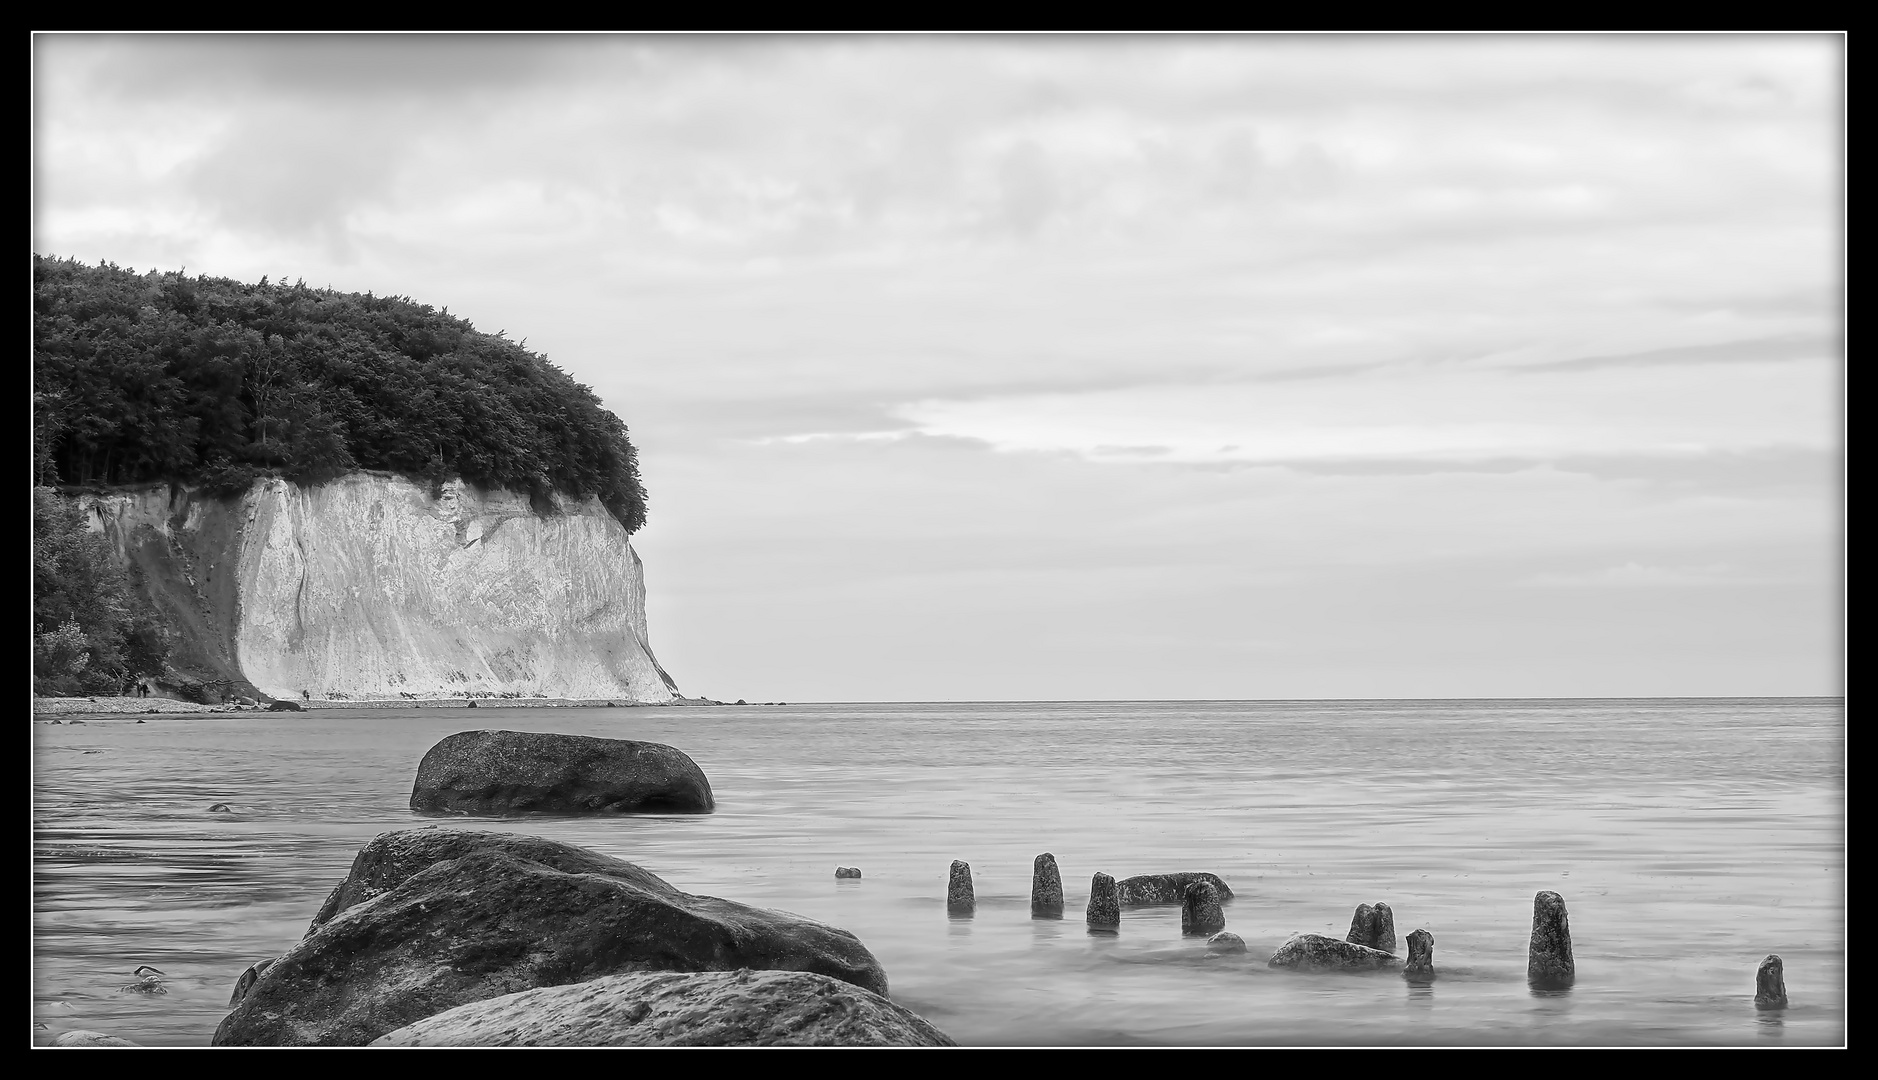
[33,698,1844,1046]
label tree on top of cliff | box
[31,256,647,533]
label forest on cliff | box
[31,255,647,532]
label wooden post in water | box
[947,860,975,916]
[1031,853,1064,918]
[1527,891,1575,988]
[1181,881,1225,936]
[1086,872,1120,930]
[1755,954,1788,1010]
[1402,928,1435,981]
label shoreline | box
[32,695,732,720]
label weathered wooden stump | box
[1181,881,1225,936]
[1402,929,1435,980]
[1527,891,1574,988]
[1755,954,1788,1010]
[1031,853,1064,918]
[1346,902,1397,953]
[947,861,974,916]
[1086,872,1120,930]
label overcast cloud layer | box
[33,34,1843,700]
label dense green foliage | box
[32,487,170,695]
[33,255,647,532]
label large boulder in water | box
[1268,933,1399,972]
[409,730,714,815]
[371,969,956,1047]
[1116,872,1235,905]
[213,829,887,1046]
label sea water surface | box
[33,698,1844,1047]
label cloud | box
[1519,562,1752,588]
[1514,333,1841,373]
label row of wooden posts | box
[915,853,1791,1009]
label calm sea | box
[32,698,1844,1047]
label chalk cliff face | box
[80,473,680,703]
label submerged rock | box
[834,867,862,879]
[1755,954,1788,1010]
[1527,891,1575,989]
[214,829,887,1046]
[1268,933,1398,972]
[1086,872,1120,930]
[1205,931,1247,956]
[409,729,714,815]
[947,861,975,915]
[52,1030,142,1047]
[1116,873,1234,906]
[371,969,956,1047]
[1346,902,1397,954]
[1402,929,1435,980]
[1032,853,1064,917]
[1181,881,1226,936]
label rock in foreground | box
[1268,933,1399,972]
[1116,873,1235,905]
[371,969,955,1047]
[410,730,713,815]
[214,829,885,1046]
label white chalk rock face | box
[78,473,679,704]
[236,475,678,702]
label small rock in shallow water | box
[1205,931,1246,955]
[1181,881,1226,936]
[1755,954,1788,1010]
[1086,872,1120,930]
[835,867,861,879]
[1032,853,1064,917]
[54,1030,142,1047]
[1346,901,1397,953]
[209,803,232,813]
[1403,929,1435,980]
[947,860,974,915]
[1268,933,1398,972]
[118,966,167,994]
[1527,891,1575,988]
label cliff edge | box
[80,472,680,704]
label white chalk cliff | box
[81,472,680,703]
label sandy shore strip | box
[34,697,237,717]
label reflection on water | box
[33,698,1844,1046]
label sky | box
[32,33,1843,701]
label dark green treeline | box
[32,255,647,533]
